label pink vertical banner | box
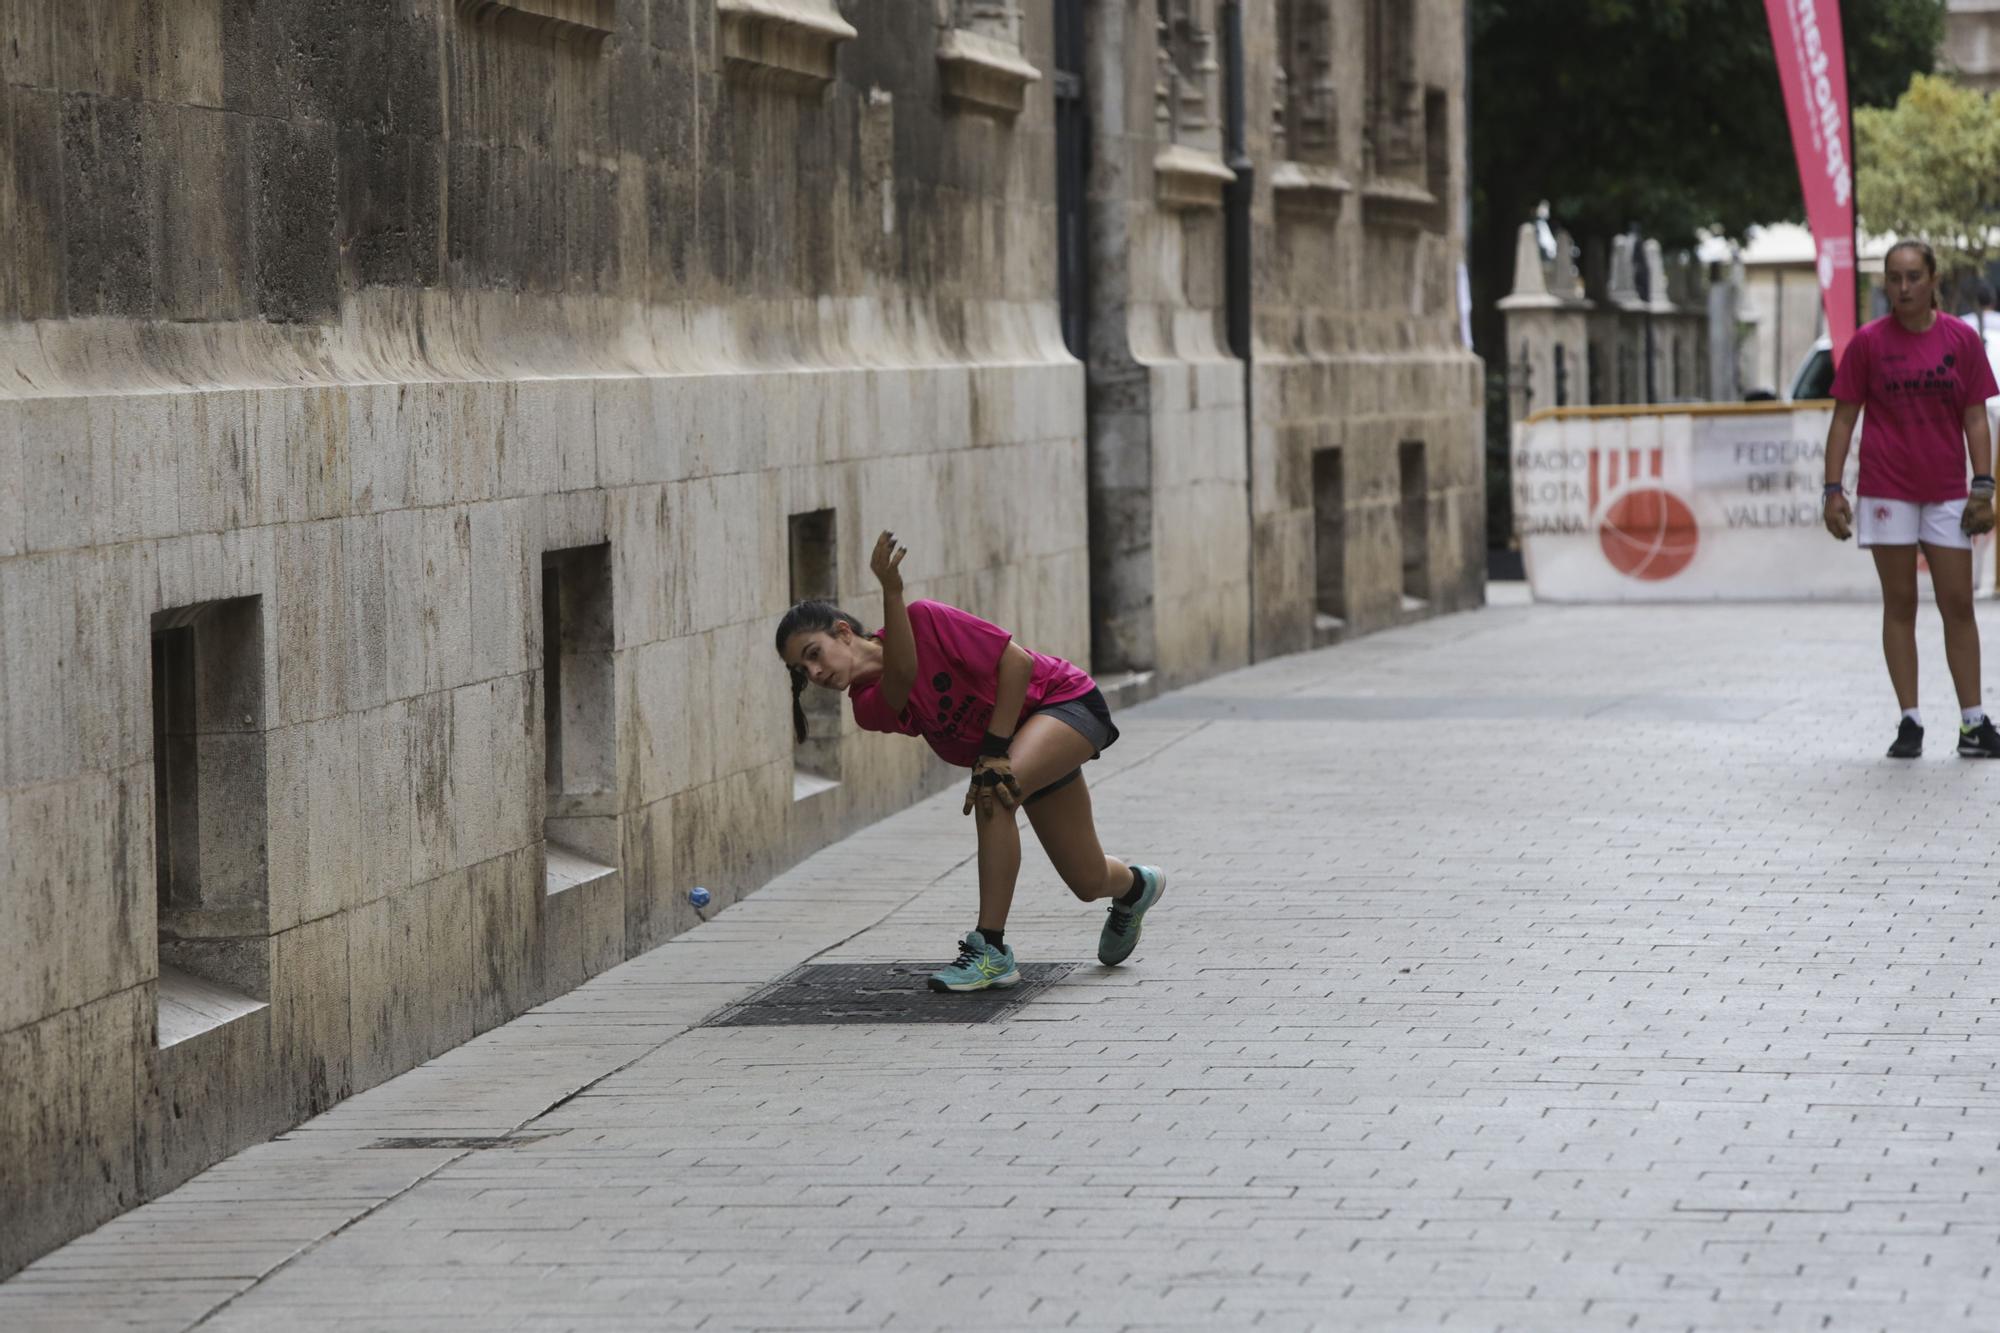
[1764,0,1857,364]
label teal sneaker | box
[1098,865,1165,966]
[927,931,1022,993]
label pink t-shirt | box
[848,599,1096,767]
[1830,314,1999,502]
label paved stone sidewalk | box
[7,599,2000,1332]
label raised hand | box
[871,530,907,595]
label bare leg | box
[973,800,1020,933]
[972,714,1105,931]
[1872,546,1920,710]
[1023,775,1131,903]
[1924,543,1983,711]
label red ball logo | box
[1598,486,1699,580]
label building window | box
[1399,441,1430,605]
[788,509,841,798]
[151,597,270,1047]
[541,544,617,892]
[1364,0,1419,178]
[1423,86,1450,204]
[1312,448,1346,629]
[1275,0,1337,165]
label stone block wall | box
[0,0,1087,1276]
[0,357,1086,1276]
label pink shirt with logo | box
[848,599,1096,767]
[1830,313,1999,502]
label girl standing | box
[776,532,1165,990]
[1824,239,2000,757]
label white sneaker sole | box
[928,970,1022,993]
[1099,867,1166,966]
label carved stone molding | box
[1359,175,1441,231]
[937,27,1042,117]
[456,0,615,49]
[1270,159,1352,214]
[1154,143,1234,211]
[718,0,857,93]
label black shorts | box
[1020,687,1118,805]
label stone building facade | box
[1943,0,2000,92]
[0,0,1480,1274]
[1246,0,1485,653]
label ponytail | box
[773,599,868,742]
[789,667,810,743]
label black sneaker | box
[1888,717,1924,758]
[1959,716,2000,757]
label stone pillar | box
[1497,221,1593,423]
[1080,0,1248,684]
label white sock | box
[1964,706,1987,727]
[1903,708,1923,727]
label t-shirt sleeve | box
[849,680,915,735]
[910,600,1012,687]
[1829,331,1868,404]
[1963,331,2000,406]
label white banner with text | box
[1513,407,1994,600]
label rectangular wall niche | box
[542,544,618,893]
[1311,447,1346,633]
[1399,441,1431,605]
[151,598,271,1047]
[788,508,841,798]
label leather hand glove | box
[962,755,1022,817]
[1964,479,1996,537]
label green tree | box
[1473,0,1940,353]
[1856,73,2000,282]
[1471,0,1941,553]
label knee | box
[1937,590,1977,624]
[1884,594,1920,625]
[974,804,1013,830]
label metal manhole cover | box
[700,961,1078,1027]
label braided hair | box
[774,600,867,742]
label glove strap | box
[1974,475,1996,496]
[978,731,1012,759]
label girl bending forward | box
[776,531,1165,991]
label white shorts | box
[1855,496,1971,550]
